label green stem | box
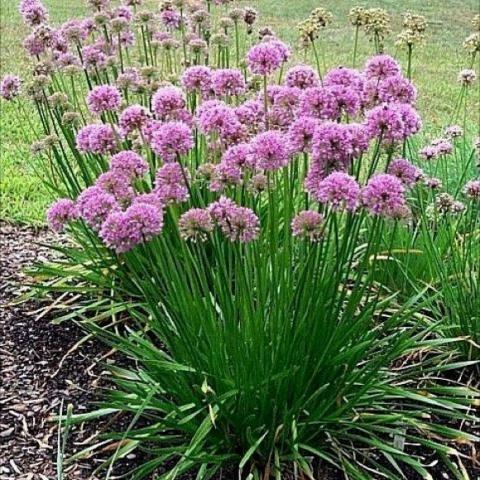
[234,21,240,68]
[263,74,269,130]
[352,25,359,68]
[117,33,124,73]
[311,40,323,84]
[141,25,149,65]
[407,44,412,80]
[180,9,188,67]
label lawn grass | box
[0,0,478,224]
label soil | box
[1,222,478,480]
[0,223,144,479]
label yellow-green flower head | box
[44,134,60,148]
[473,14,480,31]
[463,32,480,54]
[160,0,174,10]
[31,140,46,155]
[348,6,367,27]
[33,60,54,77]
[136,10,154,24]
[31,74,51,90]
[166,73,179,84]
[62,64,82,76]
[141,66,160,80]
[229,8,244,22]
[364,8,391,40]
[403,11,427,34]
[172,0,186,8]
[48,92,69,108]
[210,32,229,47]
[111,17,129,33]
[93,12,110,26]
[61,111,81,127]
[396,29,425,48]
[191,9,210,26]
[189,38,208,54]
[396,12,426,49]
[309,8,333,28]
[105,55,118,68]
[297,18,319,43]
[219,16,234,30]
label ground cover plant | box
[1,0,479,478]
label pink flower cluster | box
[387,158,422,187]
[305,122,368,182]
[150,121,194,162]
[362,174,407,218]
[287,116,318,154]
[178,197,260,243]
[182,66,213,96]
[76,124,119,154]
[100,202,163,254]
[247,39,290,75]
[365,103,421,143]
[0,75,21,101]
[77,186,120,230]
[46,148,191,253]
[197,100,245,145]
[87,85,122,115]
[364,55,401,80]
[19,0,48,27]
[285,65,320,89]
[212,69,246,96]
[178,209,214,241]
[208,197,260,242]
[154,163,189,204]
[420,138,453,160]
[47,198,78,232]
[109,150,149,178]
[160,7,182,29]
[81,44,107,69]
[37,17,440,256]
[209,162,242,192]
[250,130,290,170]
[119,105,151,135]
[313,172,361,211]
[152,87,188,121]
[464,180,480,200]
[96,170,134,204]
[291,211,324,241]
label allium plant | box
[421,198,480,361]
[377,170,480,362]
[414,121,480,361]
[374,61,479,362]
[4,1,479,478]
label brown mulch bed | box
[0,223,142,479]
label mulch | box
[1,222,478,480]
[0,223,142,479]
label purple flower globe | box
[291,210,325,241]
[247,40,284,76]
[47,198,78,232]
[87,85,122,115]
[314,171,361,211]
[362,174,406,217]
